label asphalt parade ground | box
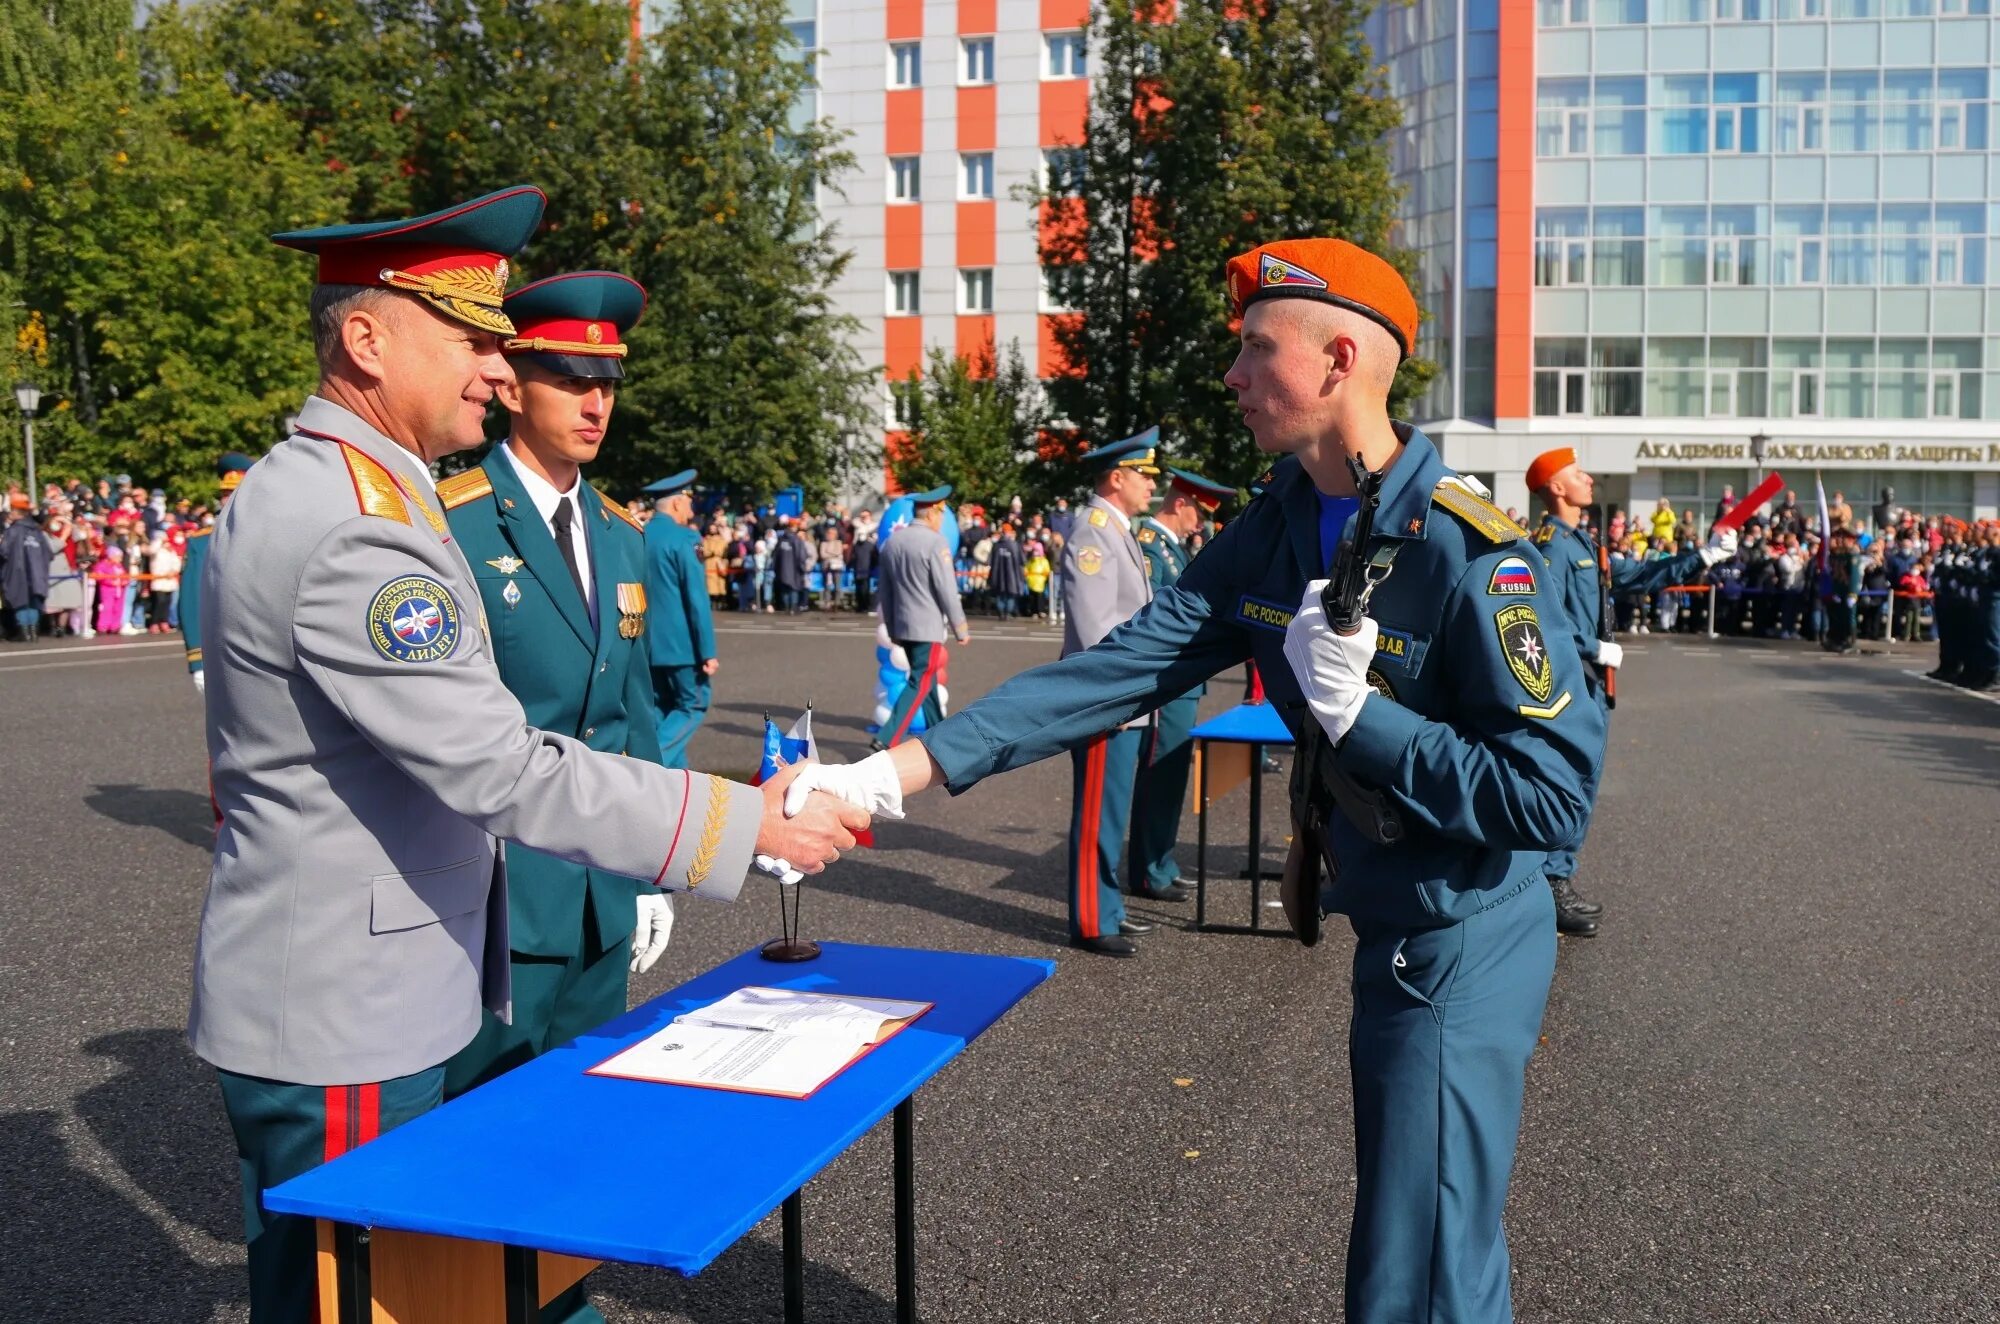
[2,618,1994,1323]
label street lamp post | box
[13,381,42,503]
[1748,430,1769,486]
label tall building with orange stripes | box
[1370,1,1999,522]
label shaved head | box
[1289,301,1401,398]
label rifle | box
[1280,457,1406,948]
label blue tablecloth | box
[264,942,1052,1273]
[1189,702,1295,747]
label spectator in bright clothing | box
[1023,540,1052,620]
[1650,497,1677,546]
[92,545,130,635]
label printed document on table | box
[587,987,932,1098]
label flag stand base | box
[761,937,822,962]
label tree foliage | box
[887,344,1048,505]
[1037,0,1431,489]
[0,0,872,500]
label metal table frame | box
[1193,735,1291,936]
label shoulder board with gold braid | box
[599,495,643,533]
[1430,479,1526,544]
[436,468,494,511]
[339,444,412,527]
[1532,522,1557,547]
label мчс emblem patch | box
[368,576,462,664]
[1487,556,1536,596]
[1494,602,1553,703]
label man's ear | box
[495,372,526,416]
[340,301,396,385]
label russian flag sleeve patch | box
[1486,556,1537,596]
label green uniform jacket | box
[179,527,210,673]
[440,449,663,958]
[644,517,716,667]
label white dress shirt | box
[499,442,594,622]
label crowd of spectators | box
[1,476,206,643]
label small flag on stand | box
[752,706,871,846]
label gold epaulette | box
[1532,523,1557,547]
[1137,527,1155,544]
[340,444,412,527]
[599,496,643,532]
[1431,479,1526,544]
[437,468,494,511]
[1088,508,1108,528]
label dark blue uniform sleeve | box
[920,521,1256,791]
[1609,548,1704,596]
[1334,554,1603,853]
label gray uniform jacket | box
[1061,494,1152,659]
[878,521,966,643]
[188,396,762,1087]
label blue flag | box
[752,708,816,785]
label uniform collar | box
[1274,422,1445,583]
[1088,492,1132,532]
[496,439,584,528]
[1141,515,1180,546]
[293,395,437,495]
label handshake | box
[750,750,914,877]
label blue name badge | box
[1236,594,1295,632]
[1373,624,1428,675]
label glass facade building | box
[1370,0,2000,523]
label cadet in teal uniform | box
[792,239,1604,1323]
[1523,446,1735,935]
[643,469,716,768]
[1128,466,1234,902]
[178,452,253,695]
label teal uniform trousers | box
[1069,729,1140,940]
[217,1065,444,1324]
[644,516,716,767]
[883,639,947,747]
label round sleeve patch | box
[367,575,463,664]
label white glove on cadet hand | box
[1595,639,1625,670]
[1699,525,1739,567]
[782,751,907,822]
[1283,579,1380,746]
[192,671,205,695]
[630,892,675,974]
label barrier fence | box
[1648,584,1928,643]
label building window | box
[1537,0,1589,25]
[1044,32,1086,80]
[1710,237,1742,286]
[1535,107,1590,157]
[888,271,921,316]
[1535,237,1589,287]
[889,155,921,203]
[889,41,921,89]
[1040,266,1082,313]
[1043,147,1086,195]
[1774,237,1824,286]
[1793,370,1822,419]
[962,36,994,85]
[959,268,994,314]
[960,152,994,199]
[1707,369,1738,418]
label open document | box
[587,987,932,1099]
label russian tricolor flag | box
[753,707,872,847]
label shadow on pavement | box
[0,1107,243,1323]
[593,1233,898,1324]
[84,783,214,851]
[76,1028,243,1244]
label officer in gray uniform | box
[1059,430,1161,955]
[194,186,866,1324]
[874,485,969,748]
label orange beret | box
[1525,447,1578,493]
[1224,238,1419,358]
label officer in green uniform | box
[1128,466,1235,902]
[178,452,253,695]
[642,469,716,767]
[1824,526,1863,653]
[1961,529,2000,691]
[791,238,1603,1323]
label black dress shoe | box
[1072,934,1139,957]
[1133,882,1192,903]
[1549,877,1599,936]
[1118,918,1156,936]
[867,737,888,753]
[1548,875,1603,918]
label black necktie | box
[550,497,586,603]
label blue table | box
[265,941,1053,1324]
[1189,702,1296,935]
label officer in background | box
[1928,521,1965,683]
[194,187,865,1324]
[794,238,1602,1322]
[1961,526,2000,691]
[643,469,717,767]
[1824,526,1863,653]
[1060,431,1161,955]
[178,452,252,693]
[1128,466,1235,904]
[1524,446,1735,935]
[873,486,968,748]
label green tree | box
[1037,0,1430,488]
[887,344,1047,503]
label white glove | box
[191,670,205,695]
[630,892,675,974]
[755,854,804,884]
[1282,579,1380,746]
[1699,526,1738,567]
[782,751,907,822]
[1595,639,1624,670]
